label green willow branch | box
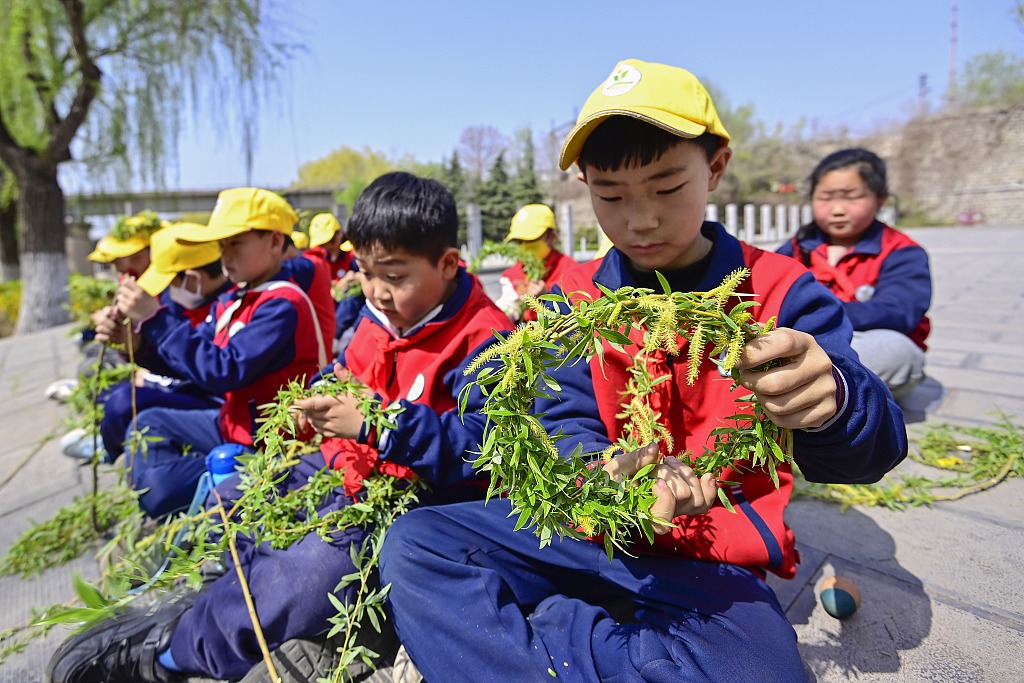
[462,268,793,558]
[9,371,412,678]
[469,241,546,282]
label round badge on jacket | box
[854,285,875,302]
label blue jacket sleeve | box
[530,286,615,457]
[775,240,796,257]
[140,298,300,395]
[531,355,613,459]
[778,272,908,483]
[843,245,931,333]
[335,295,365,339]
[370,338,504,486]
[280,256,316,291]
[132,314,189,379]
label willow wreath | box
[461,268,795,558]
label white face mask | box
[169,279,206,310]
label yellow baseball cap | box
[309,213,341,248]
[88,235,149,262]
[558,59,730,171]
[505,204,556,242]
[177,188,296,243]
[290,231,310,249]
[137,223,223,296]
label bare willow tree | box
[457,125,507,188]
[0,0,295,332]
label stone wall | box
[887,106,1024,226]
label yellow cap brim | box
[340,240,353,252]
[88,248,112,263]
[136,268,176,297]
[90,237,149,260]
[176,223,291,244]
[505,225,549,242]
[558,108,709,171]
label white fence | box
[464,202,899,260]
[706,203,896,245]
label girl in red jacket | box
[778,148,932,402]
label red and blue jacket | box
[777,220,932,349]
[305,246,356,282]
[139,268,329,446]
[543,222,907,578]
[320,269,514,495]
[502,249,578,323]
[501,248,578,293]
[135,281,235,385]
[281,253,338,344]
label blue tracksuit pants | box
[101,382,219,459]
[167,453,370,679]
[379,499,807,683]
[127,407,225,519]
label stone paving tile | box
[933,390,1024,425]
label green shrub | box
[0,275,117,338]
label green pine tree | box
[475,151,518,242]
[510,129,543,208]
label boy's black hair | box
[195,259,224,278]
[576,116,723,173]
[808,148,888,201]
[346,171,458,264]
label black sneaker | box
[47,594,193,683]
[238,620,401,683]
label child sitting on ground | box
[69,223,234,464]
[494,203,577,322]
[777,147,932,402]
[92,188,331,519]
[48,171,514,683]
[378,59,909,683]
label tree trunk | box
[13,159,70,333]
[0,199,18,282]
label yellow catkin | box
[687,324,705,384]
[724,334,744,370]
[527,418,561,458]
[657,303,679,354]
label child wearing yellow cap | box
[87,210,169,277]
[87,188,332,520]
[495,203,578,322]
[61,224,236,464]
[378,59,908,682]
[307,211,356,280]
[46,213,165,403]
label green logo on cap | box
[603,64,642,96]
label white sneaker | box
[45,378,79,402]
[60,428,107,462]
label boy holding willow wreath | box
[379,59,909,682]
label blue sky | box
[64,0,1024,193]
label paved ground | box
[1,225,1022,682]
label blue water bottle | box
[206,443,248,486]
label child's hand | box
[292,365,370,440]
[603,442,717,533]
[337,270,359,288]
[733,328,838,430]
[115,278,160,325]
[523,279,546,298]
[92,306,124,344]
